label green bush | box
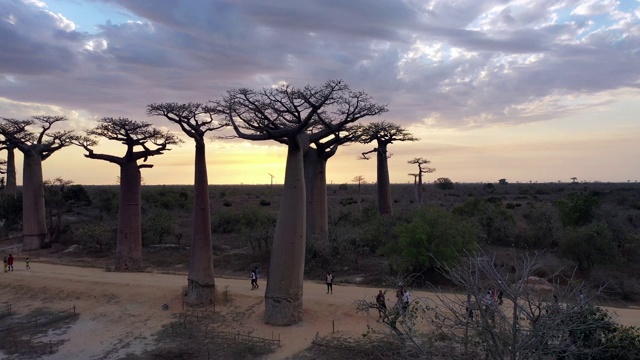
[142,209,176,246]
[558,222,616,274]
[566,305,640,359]
[383,207,478,273]
[453,198,516,246]
[522,202,563,249]
[555,191,599,228]
[75,222,115,252]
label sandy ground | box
[1,260,640,360]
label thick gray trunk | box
[22,150,47,250]
[265,139,306,326]
[417,172,423,205]
[115,161,143,271]
[5,146,17,197]
[187,143,215,306]
[376,145,393,215]
[304,148,328,245]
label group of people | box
[374,285,411,319]
[3,254,30,272]
[483,287,504,307]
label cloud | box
[0,0,638,132]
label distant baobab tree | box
[408,173,418,202]
[147,102,226,306]
[352,175,366,212]
[213,80,385,326]
[408,158,435,205]
[571,177,578,184]
[0,116,78,250]
[358,121,418,215]
[74,117,181,271]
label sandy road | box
[0,261,394,359]
[1,261,639,359]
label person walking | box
[402,288,410,315]
[7,254,14,272]
[376,290,387,319]
[326,272,333,294]
[396,285,404,313]
[2,256,7,273]
[253,266,260,288]
[26,257,30,270]
[250,268,258,290]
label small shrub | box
[259,199,271,206]
[339,197,357,206]
[434,177,455,190]
[222,200,232,207]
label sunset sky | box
[1,0,639,185]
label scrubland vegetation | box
[3,180,639,301]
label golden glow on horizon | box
[6,91,640,186]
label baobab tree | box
[147,102,226,306]
[0,116,77,250]
[0,142,17,197]
[305,127,377,246]
[352,175,366,212]
[408,158,435,205]
[74,117,180,271]
[358,122,417,215]
[408,173,419,202]
[214,80,386,326]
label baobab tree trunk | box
[187,142,215,306]
[21,150,47,250]
[376,145,393,215]
[5,146,17,197]
[115,161,143,271]
[304,148,329,246]
[417,172,424,205]
[265,138,306,326]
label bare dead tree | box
[0,116,78,249]
[427,252,611,360]
[354,251,620,360]
[358,122,417,216]
[408,158,435,206]
[74,117,181,271]
[213,80,386,326]
[147,102,227,306]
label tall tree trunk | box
[357,181,362,212]
[5,145,17,197]
[22,149,47,250]
[265,138,306,326]
[417,172,424,205]
[187,142,215,306]
[115,161,143,271]
[376,144,393,215]
[304,148,328,246]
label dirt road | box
[1,261,639,359]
